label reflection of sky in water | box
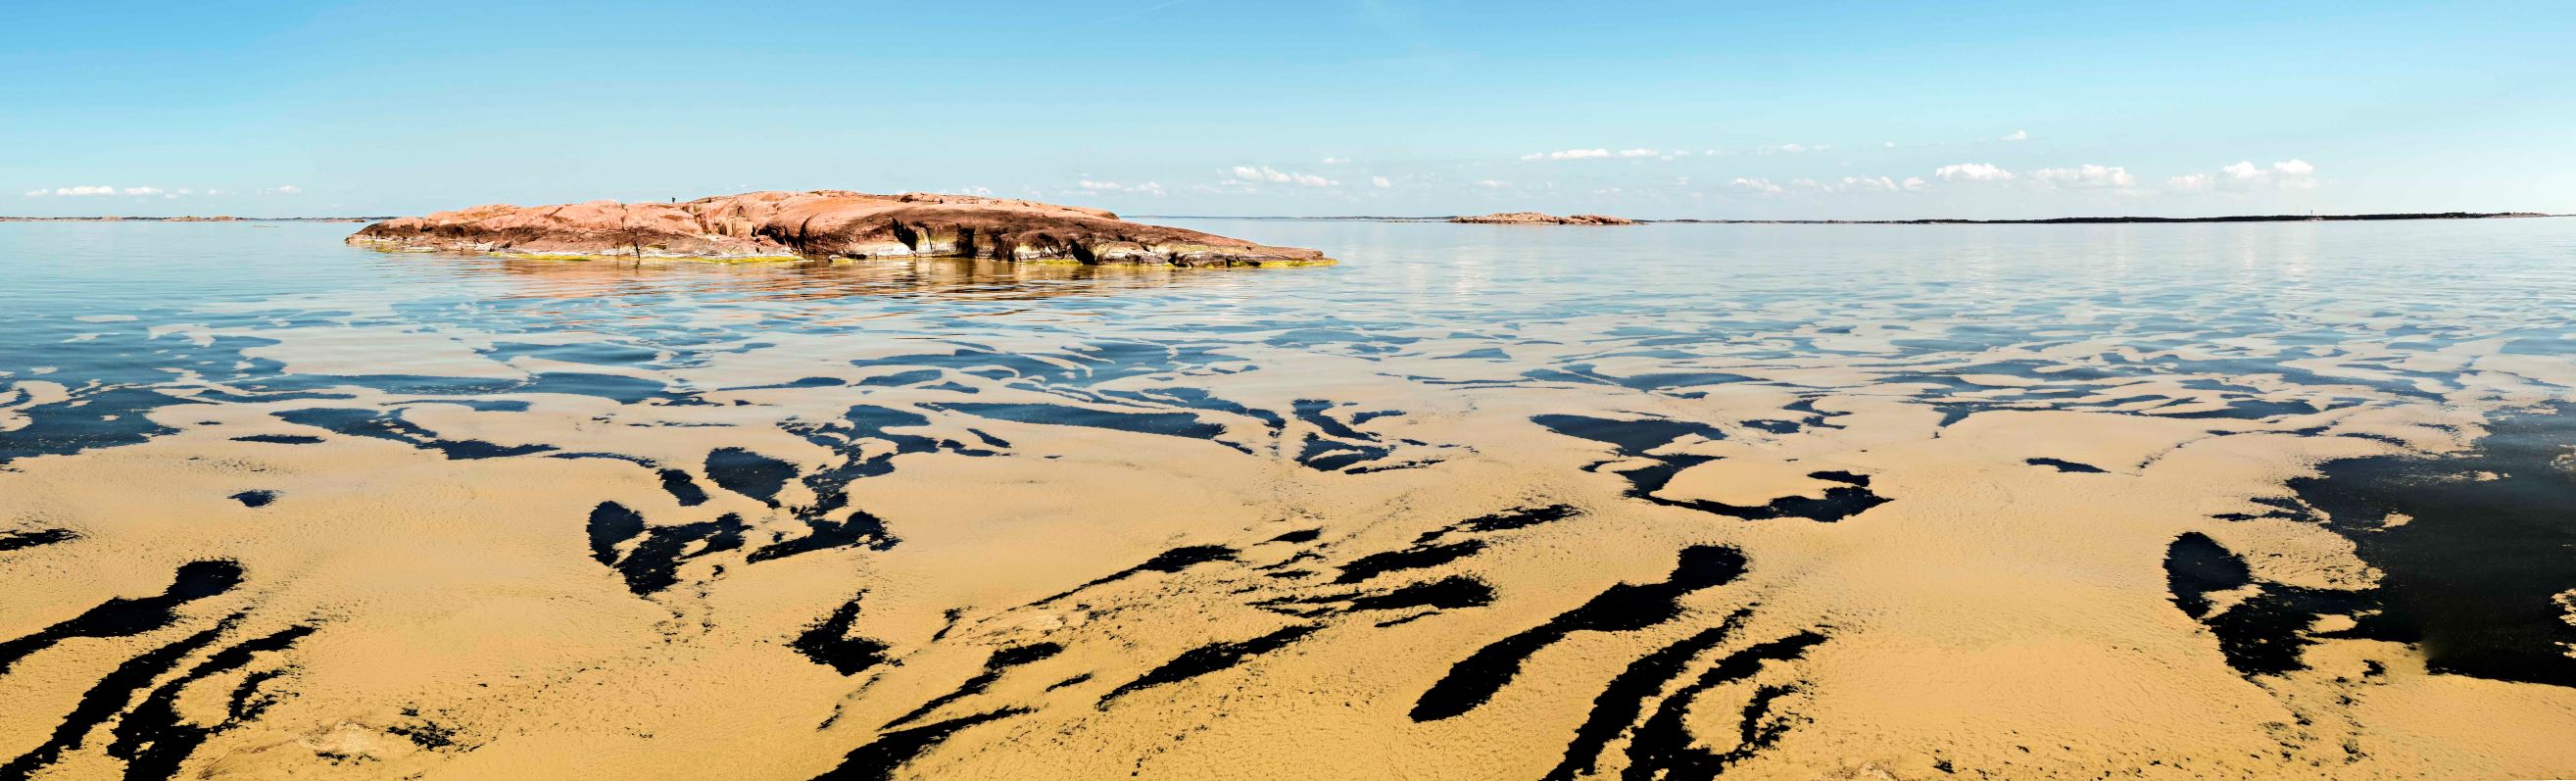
[6,219,2576,777]
[5,219,2574,454]
[2,220,2571,425]
[3,220,2563,357]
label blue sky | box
[6,1,2570,219]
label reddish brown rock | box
[348,190,1334,267]
[1448,212,1639,225]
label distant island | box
[19,210,2553,230]
[1138,211,2556,224]
[1662,212,2554,224]
[1449,212,1639,225]
[346,190,1334,267]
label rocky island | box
[348,190,1334,267]
[1448,212,1638,225]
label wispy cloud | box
[1522,147,1677,162]
[1521,148,1610,161]
[2001,129,2029,141]
[1475,179,1511,189]
[1729,177,1785,195]
[1371,176,1391,188]
[2030,165,2136,189]
[1228,166,1337,187]
[26,185,120,196]
[1934,163,2016,182]
[2217,159,2317,190]
[1077,179,1166,196]
[1841,176,1903,192]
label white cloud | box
[1735,171,1981,195]
[1594,187,1622,195]
[38,185,120,196]
[1842,175,1902,192]
[22,189,47,197]
[1522,148,1611,161]
[1475,179,1512,189]
[1615,148,1659,158]
[2002,129,2029,141]
[2166,174,2214,193]
[2268,159,2319,189]
[122,186,164,196]
[255,185,302,195]
[1227,166,1337,187]
[1934,163,2016,182]
[2031,165,2137,189]
[1775,144,1808,153]
[1321,157,1346,165]
[955,186,993,196]
[2210,159,2318,191]
[1078,179,1165,196]
[1883,141,1896,148]
[1371,176,1391,188]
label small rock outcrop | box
[348,190,1333,267]
[1448,212,1638,225]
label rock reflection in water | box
[3,220,2576,779]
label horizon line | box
[2,211,2560,225]
[1129,211,2561,224]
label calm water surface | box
[3,219,2574,778]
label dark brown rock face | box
[349,191,1334,267]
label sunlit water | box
[3,219,2574,779]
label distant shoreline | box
[0,216,387,223]
[8,211,2558,226]
[1137,212,2559,224]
